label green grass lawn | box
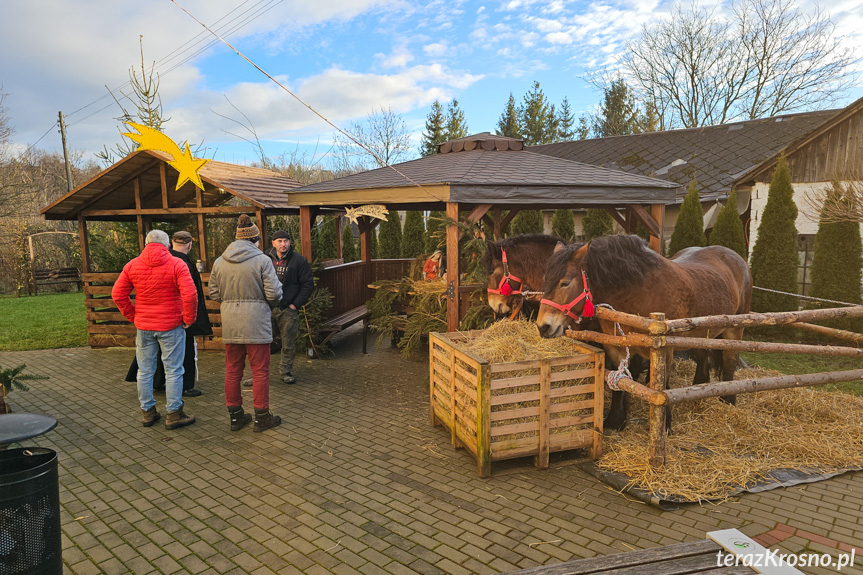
[0,292,88,351]
[741,350,863,395]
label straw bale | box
[599,360,863,501]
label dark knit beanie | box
[236,214,260,241]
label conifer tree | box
[379,213,403,258]
[369,225,379,259]
[594,78,643,138]
[551,209,575,241]
[709,188,747,260]
[425,210,445,252]
[510,210,544,235]
[582,209,614,240]
[809,180,862,328]
[402,211,426,258]
[497,94,522,139]
[750,155,799,312]
[315,216,339,260]
[341,222,357,262]
[668,179,706,256]
[445,99,468,141]
[420,100,446,156]
[557,97,575,141]
[521,81,557,145]
[635,221,651,243]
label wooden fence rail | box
[564,305,863,468]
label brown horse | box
[483,234,567,317]
[536,234,752,429]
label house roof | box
[288,133,681,208]
[42,149,302,220]
[531,108,841,202]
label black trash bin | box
[0,447,62,575]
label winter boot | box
[228,406,252,431]
[165,408,196,430]
[253,408,281,432]
[141,406,161,427]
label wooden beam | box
[300,206,313,262]
[650,204,665,254]
[78,215,90,274]
[446,201,460,332]
[465,203,492,224]
[197,213,208,270]
[256,208,267,246]
[81,206,260,217]
[493,208,502,240]
[603,206,628,230]
[74,158,161,214]
[500,209,519,233]
[160,163,169,209]
[134,178,145,250]
[648,312,667,468]
[627,204,661,237]
[480,214,494,236]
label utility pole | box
[58,111,73,192]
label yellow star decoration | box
[122,121,210,191]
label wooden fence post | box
[648,312,668,468]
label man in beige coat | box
[208,214,283,432]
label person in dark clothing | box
[125,231,213,395]
[265,230,314,384]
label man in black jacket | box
[266,230,314,384]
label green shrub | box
[668,179,706,256]
[379,213,403,258]
[341,222,357,262]
[426,211,446,252]
[402,211,426,258]
[709,188,747,260]
[551,209,574,241]
[510,210,543,235]
[582,209,614,240]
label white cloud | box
[423,42,449,57]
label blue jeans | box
[136,325,186,413]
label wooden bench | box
[319,304,371,354]
[32,267,82,295]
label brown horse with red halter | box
[483,235,571,318]
[536,234,752,430]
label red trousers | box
[224,343,270,410]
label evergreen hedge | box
[369,225,379,259]
[510,210,544,236]
[750,155,799,312]
[402,211,426,258]
[709,188,747,260]
[315,216,339,260]
[551,209,575,241]
[668,179,706,256]
[379,213,403,259]
[582,209,614,240]
[426,210,445,252]
[341,222,357,262]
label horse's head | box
[483,240,522,316]
[536,242,593,338]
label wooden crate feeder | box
[429,331,605,477]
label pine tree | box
[551,209,575,241]
[510,210,544,236]
[709,188,747,260]
[445,99,468,141]
[426,210,446,252]
[557,97,575,141]
[341,221,357,262]
[808,181,862,328]
[379,213,403,258]
[750,155,799,312]
[316,216,339,260]
[582,209,614,240]
[369,225,379,259]
[594,78,643,138]
[668,179,706,256]
[497,94,522,139]
[420,100,446,156]
[402,211,426,258]
[521,81,557,145]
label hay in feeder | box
[598,360,863,502]
[458,319,588,363]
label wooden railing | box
[316,261,368,318]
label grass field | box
[0,292,88,351]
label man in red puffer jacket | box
[112,229,198,430]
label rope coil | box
[594,303,632,391]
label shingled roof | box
[531,109,840,202]
[42,149,301,220]
[288,133,680,207]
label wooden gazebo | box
[41,150,303,347]
[288,134,682,332]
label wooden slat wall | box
[316,261,367,318]
[372,259,413,282]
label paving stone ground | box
[2,326,862,575]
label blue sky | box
[2,0,861,169]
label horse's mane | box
[482,234,562,275]
[542,234,662,293]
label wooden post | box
[477,362,492,478]
[195,186,208,268]
[255,208,267,246]
[300,206,313,262]
[28,234,36,295]
[134,177,145,250]
[648,312,668,468]
[446,202,460,332]
[78,215,90,274]
[335,215,343,260]
[429,334,439,427]
[535,359,551,470]
[159,163,169,209]
[591,351,605,459]
[493,208,502,240]
[650,204,665,254]
[360,216,373,295]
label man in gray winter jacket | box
[209,214,283,432]
[266,230,314,384]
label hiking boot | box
[183,389,203,397]
[141,406,161,427]
[253,408,281,432]
[282,373,296,385]
[228,406,252,431]
[165,408,196,430]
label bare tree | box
[0,88,36,218]
[618,0,856,128]
[803,178,863,224]
[332,107,413,173]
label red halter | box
[487,248,524,296]
[540,270,595,321]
